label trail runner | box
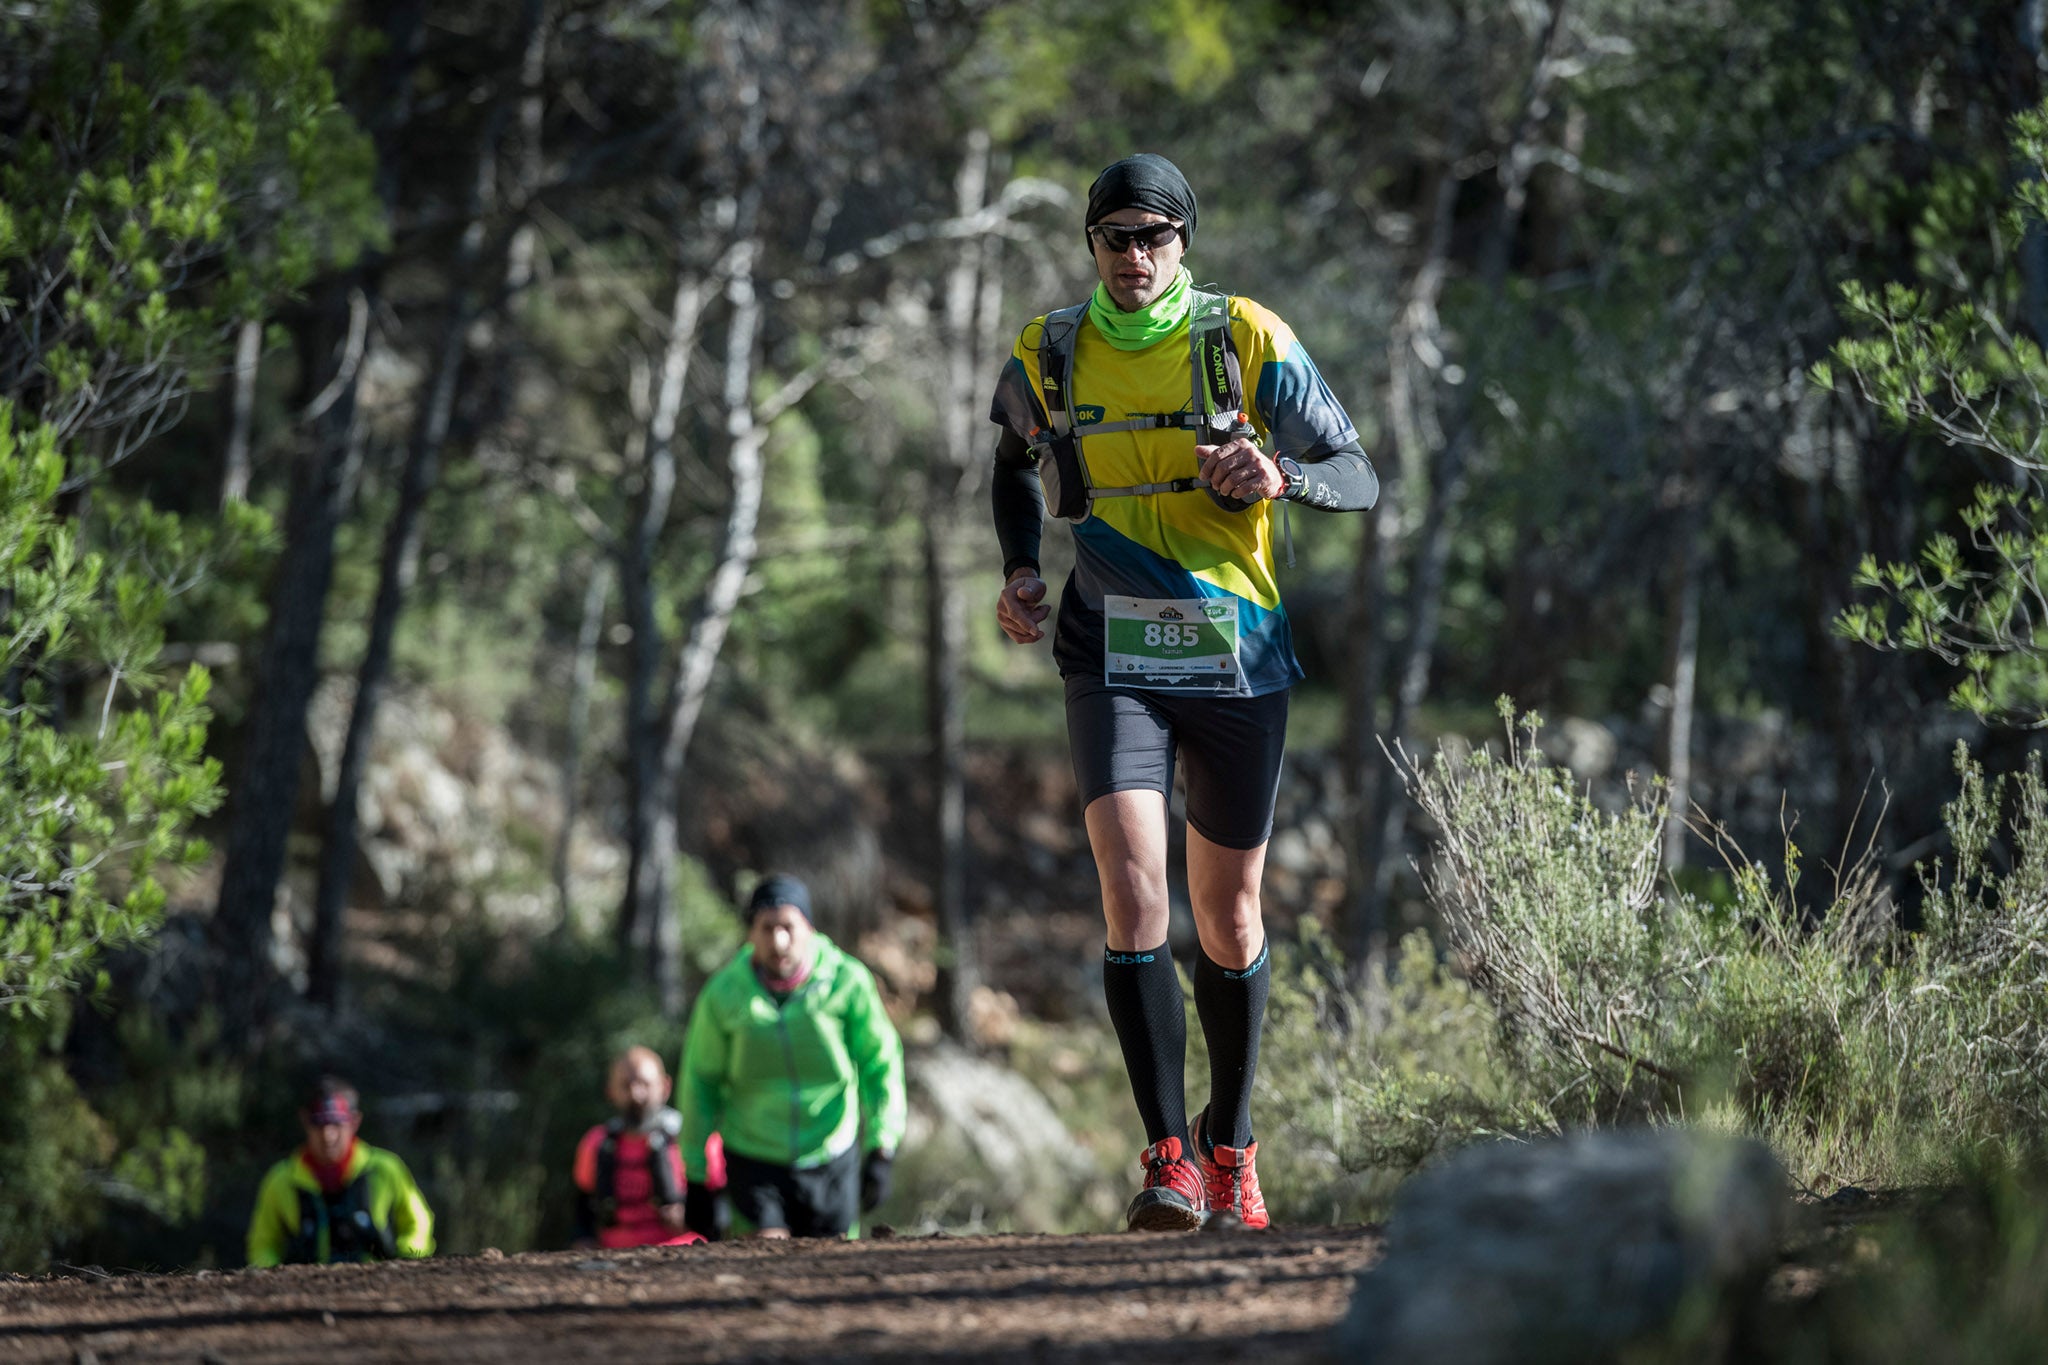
[989,152,1377,1231]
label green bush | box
[0,1015,114,1270]
[1761,1160,2048,1365]
[1253,924,1550,1224]
[1407,703,1688,1121]
[1006,710,2048,1228]
[1404,704,2048,1188]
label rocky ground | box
[0,1223,1379,1364]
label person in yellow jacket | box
[246,1077,435,1267]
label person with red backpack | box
[988,153,1377,1231]
[572,1045,726,1248]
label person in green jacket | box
[679,874,907,1238]
[246,1076,435,1267]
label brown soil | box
[0,1224,1379,1363]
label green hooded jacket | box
[678,933,906,1182]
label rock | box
[1266,828,1316,877]
[1538,716,1618,782]
[899,1041,1100,1232]
[1328,1129,1792,1365]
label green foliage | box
[1910,743,2048,1137]
[0,1015,114,1271]
[1408,700,1679,1119]
[1822,101,2048,724]
[963,0,1257,144]
[0,0,378,475]
[1408,707,2048,1188]
[1774,1163,2048,1365]
[1254,924,1550,1224]
[0,406,232,1014]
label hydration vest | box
[592,1115,685,1226]
[289,1175,398,1264]
[1029,289,1251,522]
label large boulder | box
[892,1041,1117,1233]
[1329,1128,1793,1364]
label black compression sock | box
[1102,943,1189,1150]
[1194,940,1271,1152]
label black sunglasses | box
[1087,221,1182,253]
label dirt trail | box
[0,1224,1379,1363]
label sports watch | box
[1276,455,1306,502]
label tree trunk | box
[2015,2,2048,350]
[211,280,373,1028]
[928,129,995,1042]
[619,265,708,967]
[640,234,765,1014]
[1366,421,1475,916]
[209,0,426,1041]
[1347,164,1455,981]
[1340,421,1400,989]
[1348,2,1570,975]
[220,317,261,506]
[306,16,535,1008]
[555,558,612,929]
[1660,432,1703,871]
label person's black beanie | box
[747,874,812,924]
[1085,153,1197,247]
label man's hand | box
[1195,435,1284,503]
[997,569,1050,644]
[860,1149,894,1214]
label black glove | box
[860,1149,893,1214]
[683,1184,721,1241]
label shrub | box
[1405,703,1684,1121]
[1404,703,2048,1187]
[1253,924,1550,1224]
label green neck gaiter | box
[1087,266,1193,350]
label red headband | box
[307,1095,358,1126]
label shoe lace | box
[1144,1146,1197,1196]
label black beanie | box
[747,874,813,924]
[1085,153,1198,247]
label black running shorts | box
[723,1146,860,1238]
[1062,673,1290,850]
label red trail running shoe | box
[1125,1135,1205,1232]
[1192,1108,1269,1229]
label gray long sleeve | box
[991,426,1044,577]
[1287,438,1378,510]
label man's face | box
[301,1110,360,1165]
[1090,208,1185,312]
[610,1052,670,1122]
[749,903,816,981]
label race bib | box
[1104,595,1247,694]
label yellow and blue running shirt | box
[989,295,1360,696]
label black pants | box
[1063,673,1290,849]
[723,1146,860,1238]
